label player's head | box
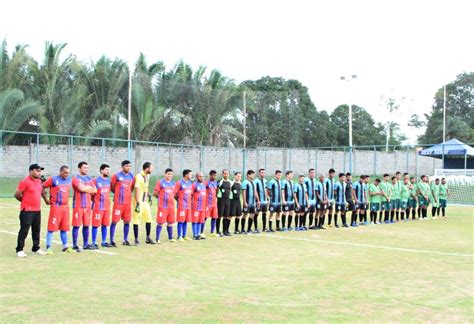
[329,168,335,177]
[403,172,409,179]
[100,164,110,177]
[222,169,230,180]
[319,173,325,182]
[403,177,409,184]
[259,168,266,178]
[410,176,416,183]
[247,169,256,180]
[164,168,173,181]
[209,170,217,181]
[435,178,440,184]
[121,160,132,173]
[275,170,282,180]
[421,175,427,182]
[346,172,352,181]
[359,175,365,181]
[286,170,293,180]
[142,162,153,175]
[59,165,70,178]
[364,175,370,183]
[234,171,242,182]
[183,169,192,180]
[196,172,204,182]
[374,178,381,184]
[299,175,305,183]
[383,173,389,180]
[308,168,315,178]
[391,176,396,184]
[396,171,401,179]
[78,161,89,175]
[28,163,44,179]
[339,173,345,181]
[441,177,446,184]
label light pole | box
[340,74,358,173]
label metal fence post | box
[68,136,73,168]
[373,146,377,176]
[127,140,132,160]
[343,147,346,173]
[35,133,40,163]
[243,148,247,174]
[442,143,445,169]
[415,150,419,179]
[101,138,106,163]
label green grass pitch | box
[1,198,473,322]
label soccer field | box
[1,199,473,323]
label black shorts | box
[346,201,355,211]
[257,203,268,213]
[283,203,295,212]
[295,205,307,213]
[269,203,282,213]
[243,204,256,214]
[230,200,242,217]
[218,198,230,218]
[357,202,367,211]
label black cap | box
[29,163,44,171]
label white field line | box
[0,230,118,256]
[261,234,473,258]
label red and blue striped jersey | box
[192,181,207,212]
[154,179,176,209]
[175,179,193,210]
[93,176,111,211]
[72,175,95,209]
[43,176,71,206]
[206,180,218,208]
[111,171,134,206]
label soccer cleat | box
[73,246,82,252]
[193,236,200,240]
[47,248,55,255]
[209,233,217,237]
[17,251,27,258]
[327,224,333,228]
[62,247,73,253]
[234,231,240,235]
[198,235,206,240]
[351,223,359,227]
[89,244,99,250]
[122,241,131,246]
[390,221,396,224]
[156,240,162,244]
[33,249,47,255]
[254,229,260,234]
[288,227,294,231]
[169,238,177,243]
[295,227,300,231]
[177,237,185,242]
[83,245,92,250]
[200,233,207,239]
[343,224,349,228]
[242,231,248,235]
[335,224,340,228]
[308,226,315,230]
[146,238,156,245]
[134,240,140,246]
[276,228,282,232]
[101,242,112,248]
[110,241,117,247]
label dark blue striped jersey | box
[324,177,336,201]
[316,181,326,201]
[294,182,307,206]
[304,177,317,201]
[334,181,347,204]
[267,179,282,204]
[254,178,268,203]
[242,179,257,205]
[281,179,295,203]
[353,181,367,203]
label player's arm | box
[41,188,50,205]
[293,190,300,208]
[254,185,260,205]
[72,177,96,194]
[315,187,322,201]
[134,177,142,212]
[281,184,287,205]
[14,180,25,202]
[110,174,117,193]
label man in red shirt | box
[14,164,50,258]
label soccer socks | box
[417,207,422,218]
[269,220,273,231]
[91,226,98,245]
[400,211,405,220]
[253,215,258,231]
[437,207,441,216]
[60,231,68,248]
[247,218,253,232]
[294,215,299,228]
[390,210,395,222]
[241,218,246,232]
[192,223,198,237]
[234,218,240,232]
[216,218,221,234]
[431,207,437,217]
[334,214,338,226]
[341,213,347,225]
[72,226,79,247]
[177,222,183,238]
[133,224,139,241]
[412,209,416,219]
[441,207,445,216]
[167,225,173,240]
[183,222,188,237]
[201,219,206,234]
[101,225,107,244]
[46,231,53,248]
[396,211,400,221]
[110,222,117,243]
[262,213,267,231]
[288,215,293,228]
[82,226,90,247]
[146,222,151,239]
[328,214,332,225]
[156,224,163,241]
[123,223,130,241]
[276,219,281,229]
[308,214,314,227]
[379,212,384,223]
[422,208,427,218]
[282,215,286,228]
[211,218,217,233]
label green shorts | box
[400,200,408,209]
[407,198,417,208]
[419,196,430,207]
[391,199,400,210]
[381,201,391,211]
[370,202,380,212]
[439,199,447,208]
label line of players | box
[40,160,449,253]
